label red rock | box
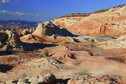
[33,35,51,42]
[52,5,126,36]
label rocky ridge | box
[52,5,126,36]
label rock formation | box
[68,75,120,84]
[1,5,126,84]
[32,21,76,42]
[0,30,21,51]
[21,28,35,36]
[52,5,126,36]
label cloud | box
[0,0,10,4]
[0,0,18,6]
[0,10,48,18]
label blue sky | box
[0,0,126,22]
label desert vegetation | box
[106,57,125,63]
[57,4,126,18]
[1,4,126,84]
[60,13,91,18]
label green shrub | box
[57,4,126,19]
[109,74,121,79]
[106,57,125,63]
[75,72,92,76]
[61,13,91,18]
[89,45,96,48]
[43,51,49,57]
[93,9,109,13]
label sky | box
[0,0,126,22]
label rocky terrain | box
[52,5,126,36]
[0,5,126,84]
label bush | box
[61,13,91,18]
[75,72,92,76]
[93,9,109,13]
[57,4,126,19]
[89,45,96,48]
[43,51,49,57]
[106,57,125,63]
[109,74,121,79]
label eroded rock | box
[0,30,21,51]
[40,73,56,84]
[32,21,76,43]
[52,5,126,36]
[21,28,35,36]
[68,75,120,84]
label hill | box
[52,4,126,36]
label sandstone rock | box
[6,80,17,84]
[23,34,33,40]
[43,58,62,65]
[68,75,120,84]
[40,73,56,84]
[0,30,21,51]
[28,74,56,84]
[32,21,74,37]
[32,21,76,43]
[52,5,126,36]
[21,28,35,36]
[0,81,5,84]
[117,34,126,40]
[46,35,75,42]
[99,40,126,49]
[29,76,39,83]
[21,29,29,36]
[17,78,29,84]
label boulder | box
[0,30,21,51]
[38,73,56,84]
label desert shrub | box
[93,9,109,13]
[106,57,125,63]
[89,45,96,48]
[113,4,126,8]
[75,72,92,76]
[93,4,126,13]
[43,51,49,57]
[109,74,121,79]
[57,4,126,19]
[61,13,91,18]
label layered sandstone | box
[32,21,75,42]
[0,30,21,51]
[52,5,126,36]
[21,28,35,36]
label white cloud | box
[0,0,18,6]
[0,10,49,18]
[0,0,10,4]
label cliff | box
[52,5,126,36]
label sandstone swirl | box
[52,5,126,36]
[0,30,21,51]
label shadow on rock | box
[0,64,13,73]
[59,28,78,37]
[55,78,70,84]
[23,42,57,51]
[0,51,15,56]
